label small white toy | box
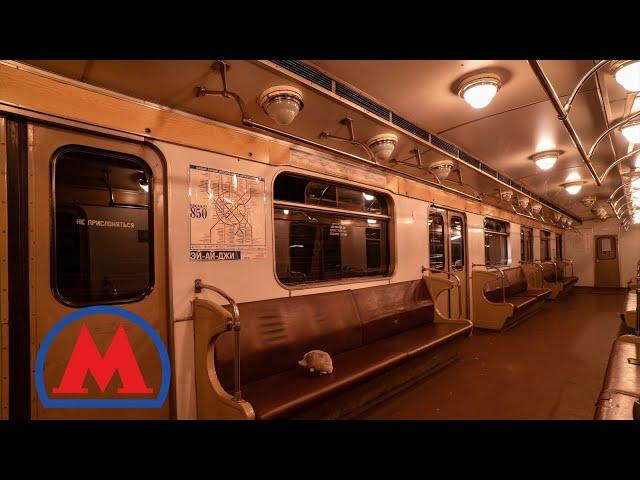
[298,350,333,375]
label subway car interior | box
[1,58,640,421]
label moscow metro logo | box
[35,306,171,408]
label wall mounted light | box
[500,189,514,203]
[614,61,640,92]
[530,150,561,171]
[552,212,562,223]
[258,85,304,125]
[531,202,543,214]
[621,120,640,144]
[429,159,455,181]
[566,219,574,227]
[366,133,398,162]
[517,196,530,209]
[458,73,502,109]
[581,196,596,208]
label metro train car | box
[0,59,638,421]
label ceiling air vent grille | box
[335,82,391,121]
[391,113,429,140]
[270,60,333,91]
[458,151,480,169]
[481,164,498,178]
[431,134,459,157]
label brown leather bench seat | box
[594,335,640,420]
[544,264,578,292]
[483,267,551,326]
[620,290,637,334]
[215,280,472,419]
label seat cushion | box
[508,295,539,313]
[600,336,640,396]
[352,280,434,343]
[562,276,578,287]
[243,322,471,419]
[511,288,551,300]
[215,290,363,391]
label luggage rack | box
[528,60,640,229]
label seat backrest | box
[351,279,434,343]
[215,290,362,390]
[542,263,557,282]
[484,267,527,302]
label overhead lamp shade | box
[500,190,514,203]
[531,151,560,171]
[615,61,640,92]
[429,159,454,181]
[458,74,501,109]
[621,121,640,144]
[531,202,542,214]
[258,86,304,125]
[565,183,583,195]
[552,212,562,223]
[367,133,398,162]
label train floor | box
[358,287,627,420]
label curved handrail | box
[472,263,506,303]
[422,266,463,320]
[194,279,242,401]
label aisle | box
[358,288,626,419]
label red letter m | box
[53,324,153,395]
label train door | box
[24,122,171,419]
[428,207,468,319]
[594,235,620,288]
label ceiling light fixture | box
[517,196,530,209]
[500,189,514,203]
[531,202,543,214]
[614,61,640,92]
[458,73,502,109]
[530,150,560,171]
[621,120,640,144]
[366,133,398,162]
[429,159,455,181]
[561,172,587,195]
[258,85,304,125]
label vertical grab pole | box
[194,279,242,401]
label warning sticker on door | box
[188,164,266,261]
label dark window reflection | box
[53,146,153,305]
[450,216,464,270]
[540,230,551,261]
[429,213,445,270]
[274,208,389,285]
[521,227,533,262]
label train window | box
[449,216,464,270]
[273,173,390,286]
[428,212,445,270]
[521,226,533,262]
[540,230,551,261]
[52,146,153,305]
[556,233,563,259]
[484,218,509,266]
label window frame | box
[51,144,155,307]
[521,226,533,263]
[483,217,510,266]
[271,170,394,289]
[555,233,563,260]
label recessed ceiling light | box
[614,61,640,92]
[258,85,304,125]
[458,74,501,109]
[561,172,586,195]
[530,150,561,171]
[366,133,398,162]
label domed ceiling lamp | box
[614,60,640,92]
[458,73,502,109]
[621,120,640,145]
[530,150,561,171]
[429,159,455,182]
[258,85,304,125]
[366,133,398,162]
[561,172,587,195]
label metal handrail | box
[422,266,463,320]
[473,263,506,303]
[194,279,242,401]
